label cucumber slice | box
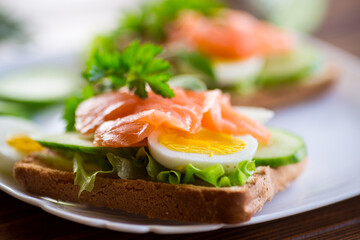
[0,68,82,104]
[33,132,136,156]
[34,129,306,167]
[0,101,32,118]
[33,132,104,154]
[234,106,274,124]
[213,56,264,87]
[254,128,307,167]
[168,75,207,91]
[258,45,322,87]
[250,0,328,33]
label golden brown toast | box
[231,66,337,108]
[14,154,307,223]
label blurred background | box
[0,2,359,237]
[0,0,359,120]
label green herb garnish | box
[63,85,94,132]
[83,40,174,99]
[63,41,174,131]
[119,0,224,42]
[83,0,224,91]
[174,51,216,86]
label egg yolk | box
[158,128,246,156]
[7,135,43,154]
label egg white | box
[148,131,258,174]
[0,116,40,174]
[213,56,264,87]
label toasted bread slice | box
[13,154,306,224]
[231,66,338,108]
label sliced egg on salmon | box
[148,128,258,173]
[213,55,264,87]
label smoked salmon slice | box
[75,89,271,147]
[75,91,139,134]
[167,10,296,60]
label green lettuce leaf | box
[106,152,147,179]
[227,168,248,186]
[158,160,256,187]
[182,164,199,183]
[71,146,256,196]
[239,160,256,176]
[193,164,225,186]
[145,151,167,181]
[63,85,94,132]
[73,153,115,197]
[157,170,181,184]
[133,147,150,167]
[33,151,73,171]
[218,176,231,187]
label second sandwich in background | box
[88,0,337,108]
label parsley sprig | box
[83,40,174,99]
[119,0,224,42]
[63,41,174,131]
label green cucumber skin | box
[258,59,320,87]
[34,132,107,154]
[255,145,307,167]
[258,46,323,87]
[0,68,82,105]
[258,66,311,87]
[35,133,138,157]
[36,140,136,156]
[0,95,65,105]
[36,128,307,168]
[254,128,307,167]
[36,140,106,154]
[0,101,33,118]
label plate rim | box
[0,37,360,234]
[1,173,359,234]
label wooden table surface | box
[1,0,360,239]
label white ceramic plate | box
[0,38,359,234]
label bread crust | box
[231,66,338,108]
[13,155,307,224]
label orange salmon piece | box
[76,91,140,134]
[76,89,270,147]
[167,10,296,60]
[198,90,271,143]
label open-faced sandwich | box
[91,0,337,108]
[11,41,307,224]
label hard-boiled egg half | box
[213,55,264,87]
[148,128,257,173]
[148,107,274,173]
